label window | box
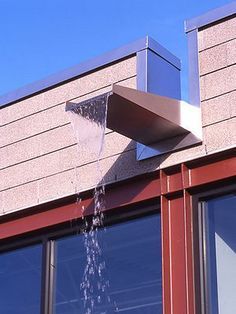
[201,193,236,314]
[53,214,162,313]
[0,244,42,314]
[0,211,162,314]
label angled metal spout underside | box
[66,85,202,152]
[108,85,202,145]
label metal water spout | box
[66,85,202,154]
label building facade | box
[0,3,235,314]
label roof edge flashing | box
[0,36,180,109]
[185,1,236,33]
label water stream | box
[66,94,118,314]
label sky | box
[0,0,234,101]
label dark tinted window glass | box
[205,194,236,314]
[53,214,162,313]
[0,244,42,314]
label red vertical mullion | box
[169,196,188,314]
[161,194,189,314]
[183,190,195,314]
[161,195,171,314]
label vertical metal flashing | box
[187,30,201,107]
[136,49,150,160]
[136,48,182,160]
[136,49,148,93]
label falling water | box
[66,94,118,314]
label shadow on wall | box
[84,131,197,188]
[79,134,192,217]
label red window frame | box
[0,149,235,314]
